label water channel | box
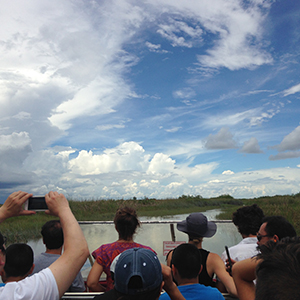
[28,209,241,279]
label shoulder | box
[92,243,115,258]
[195,284,224,298]
[0,268,58,299]
[159,291,171,300]
[134,243,157,254]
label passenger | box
[0,243,34,284]
[31,219,85,292]
[93,247,185,300]
[232,215,297,300]
[255,236,300,300]
[0,191,89,299]
[167,212,237,297]
[87,207,156,292]
[221,204,264,265]
[160,243,224,300]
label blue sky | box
[1,0,300,202]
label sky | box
[1,0,300,203]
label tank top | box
[198,248,216,287]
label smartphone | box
[25,196,48,211]
[225,246,233,275]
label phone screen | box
[28,196,48,211]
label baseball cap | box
[177,212,217,238]
[114,248,162,295]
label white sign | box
[163,241,185,256]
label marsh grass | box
[1,193,299,245]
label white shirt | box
[0,268,59,300]
[221,237,259,263]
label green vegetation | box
[1,193,300,245]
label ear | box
[171,264,176,276]
[156,282,164,300]
[198,264,203,275]
[273,235,279,243]
[28,264,35,275]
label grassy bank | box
[1,193,300,244]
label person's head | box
[1,243,34,282]
[114,207,140,241]
[41,220,64,250]
[171,243,201,284]
[257,216,296,246]
[232,204,264,237]
[0,233,6,272]
[177,213,217,246]
[113,248,163,300]
[256,237,300,300]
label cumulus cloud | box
[239,137,263,154]
[204,128,237,150]
[275,126,300,152]
[222,170,234,175]
[0,132,32,168]
[269,151,300,161]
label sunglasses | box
[257,234,270,242]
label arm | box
[87,261,106,292]
[232,257,258,300]
[0,191,35,223]
[46,191,90,298]
[208,253,237,297]
[161,264,185,300]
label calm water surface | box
[28,209,241,279]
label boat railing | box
[61,292,237,299]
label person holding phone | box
[0,191,89,299]
[221,204,264,270]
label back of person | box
[88,207,156,292]
[160,244,224,300]
[0,243,34,284]
[256,237,300,300]
[32,220,85,292]
[221,204,264,263]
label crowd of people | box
[0,190,299,300]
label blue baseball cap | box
[114,248,162,295]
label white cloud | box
[282,83,300,96]
[222,170,234,175]
[165,127,181,133]
[145,41,168,53]
[239,137,263,154]
[157,19,203,48]
[204,128,237,150]
[69,142,150,175]
[173,88,196,99]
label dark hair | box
[171,243,201,279]
[232,204,264,236]
[263,216,296,240]
[114,207,140,241]
[0,233,6,254]
[115,284,161,300]
[41,220,64,249]
[4,243,33,278]
[256,237,300,300]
